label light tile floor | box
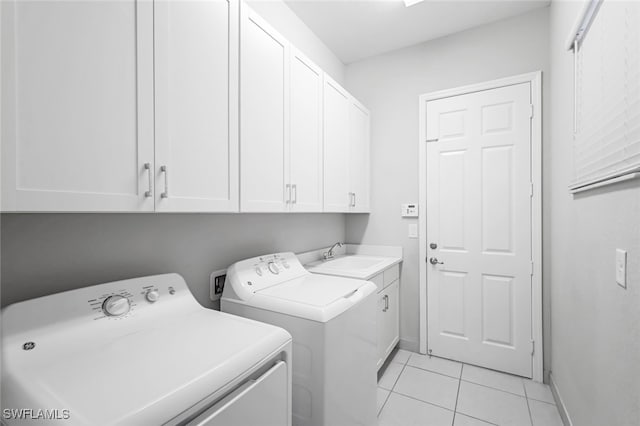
[377,349,564,426]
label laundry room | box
[1,1,638,425]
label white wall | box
[246,0,345,84]
[344,8,551,364]
[548,2,640,424]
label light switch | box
[616,249,627,288]
[408,223,418,238]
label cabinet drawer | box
[383,264,399,287]
[370,273,384,292]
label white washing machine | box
[1,274,292,426]
[221,252,377,426]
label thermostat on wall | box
[401,204,418,217]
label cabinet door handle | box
[352,192,356,207]
[292,184,297,204]
[160,165,169,198]
[383,294,389,312]
[144,163,152,198]
[285,184,291,203]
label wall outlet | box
[210,269,227,301]
[616,249,627,289]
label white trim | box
[570,168,640,194]
[549,373,574,426]
[418,71,544,382]
[565,0,602,51]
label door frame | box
[418,71,543,382]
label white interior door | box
[240,6,289,212]
[1,0,154,212]
[323,77,350,212]
[154,0,239,212]
[289,48,323,212]
[426,83,533,378]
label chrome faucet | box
[323,242,343,260]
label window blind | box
[569,0,640,192]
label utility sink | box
[305,255,397,280]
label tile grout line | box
[451,364,464,426]
[523,381,534,426]
[460,378,528,399]
[390,389,456,414]
[405,363,464,381]
[378,352,410,416]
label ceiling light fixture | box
[403,0,425,7]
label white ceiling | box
[284,0,551,64]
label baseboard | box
[549,373,573,426]
[398,338,419,353]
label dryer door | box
[188,361,288,426]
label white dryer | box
[221,252,377,426]
[1,274,292,426]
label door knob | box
[429,257,444,265]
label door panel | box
[426,83,532,377]
[323,77,350,212]
[1,0,154,211]
[240,6,288,212]
[154,0,238,212]
[190,361,288,426]
[349,100,370,212]
[289,49,323,212]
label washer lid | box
[248,274,377,323]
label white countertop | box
[298,244,402,280]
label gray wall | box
[0,213,345,308]
[548,2,640,425]
[343,7,551,365]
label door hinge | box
[530,182,534,198]
[530,261,534,276]
[529,104,534,119]
[530,339,535,356]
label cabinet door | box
[154,0,239,212]
[1,0,154,211]
[289,49,323,213]
[376,290,387,370]
[381,281,400,364]
[323,76,350,212]
[349,99,371,212]
[240,6,289,212]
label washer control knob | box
[267,261,280,275]
[282,260,290,269]
[145,289,160,303]
[102,295,131,317]
[255,267,263,276]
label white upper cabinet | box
[289,49,324,212]
[323,76,371,213]
[154,0,239,212]
[323,76,351,213]
[349,99,371,213]
[1,1,368,214]
[240,6,289,212]
[1,0,154,211]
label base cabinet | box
[373,265,400,370]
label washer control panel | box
[224,252,308,300]
[86,279,178,321]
